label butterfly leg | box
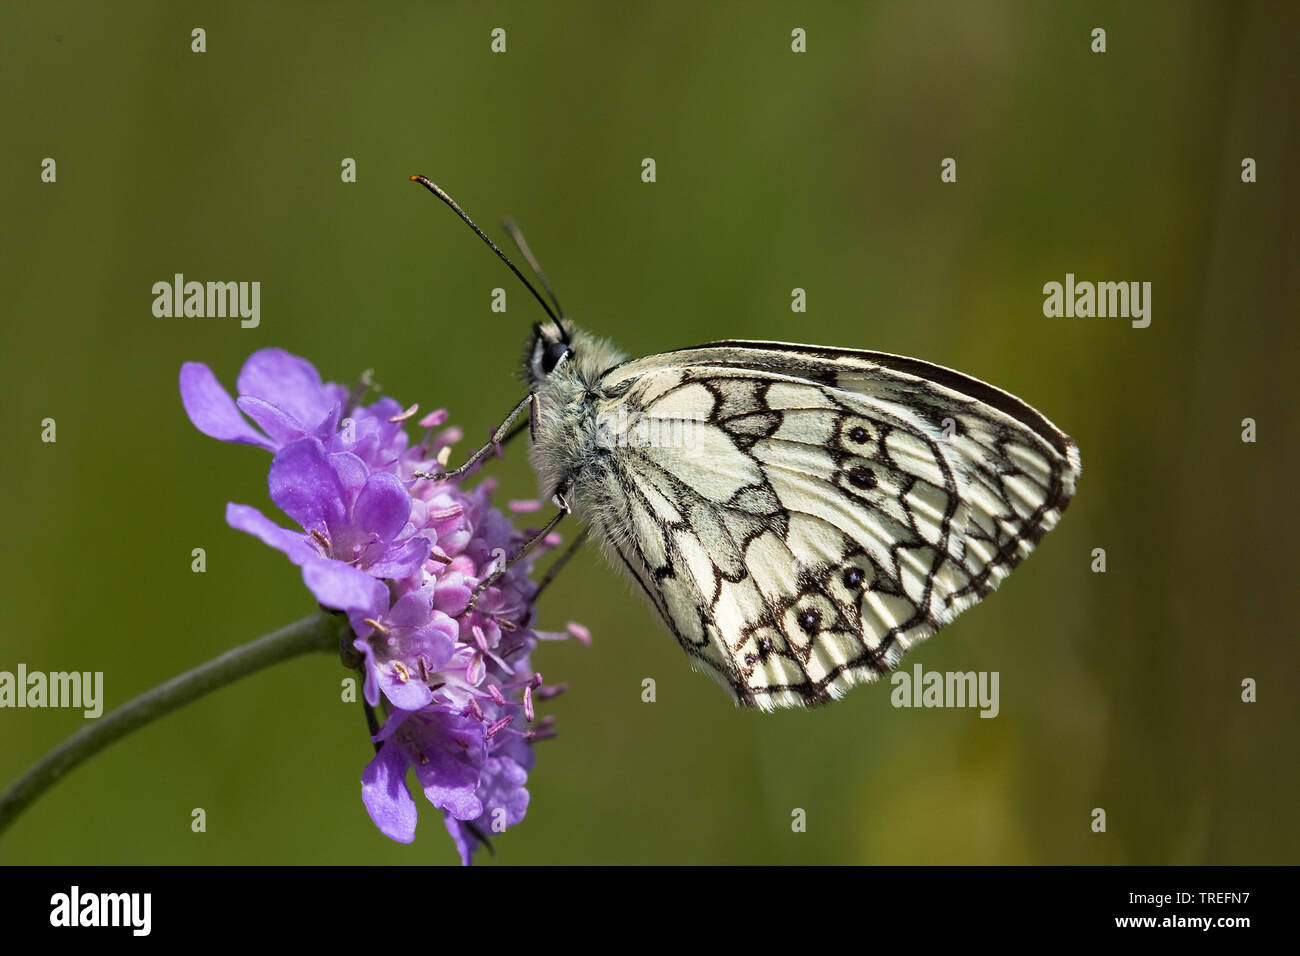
[466,493,571,613]
[533,525,590,600]
[499,414,531,448]
[414,393,532,482]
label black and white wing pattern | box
[589,342,1081,711]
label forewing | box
[594,343,1081,710]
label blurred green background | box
[2,0,1296,865]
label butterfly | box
[411,176,1081,711]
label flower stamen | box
[389,403,420,423]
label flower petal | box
[361,742,417,844]
[443,816,477,866]
[180,363,274,449]
[433,572,473,617]
[352,638,382,707]
[412,714,486,821]
[373,708,411,744]
[365,535,431,580]
[237,395,309,446]
[409,622,457,674]
[477,756,530,828]
[235,348,342,434]
[377,666,434,711]
[225,503,316,565]
[328,452,369,507]
[354,472,412,544]
[387,590,434,628]
[302,559,387,614]
[268,438,347,533]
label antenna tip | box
[409,174,422,182]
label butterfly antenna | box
[502,217,565,323]
[410,175,566,340]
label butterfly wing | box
[589,341,1081,710]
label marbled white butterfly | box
[411,176,1081,711]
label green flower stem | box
[0,609,349,837]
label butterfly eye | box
[540,340,571,375]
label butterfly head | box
[525,321,573,387]
[523,321,628,396]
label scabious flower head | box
[181,348,583,864]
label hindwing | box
[590,342,1081,710]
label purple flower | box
[226,436,432,583]
[348,586,458,712]
[181,348,346,451]
[180,348,419,472]
[362,707,487,843]
[445,755,531,865]
[181,349,589,864]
